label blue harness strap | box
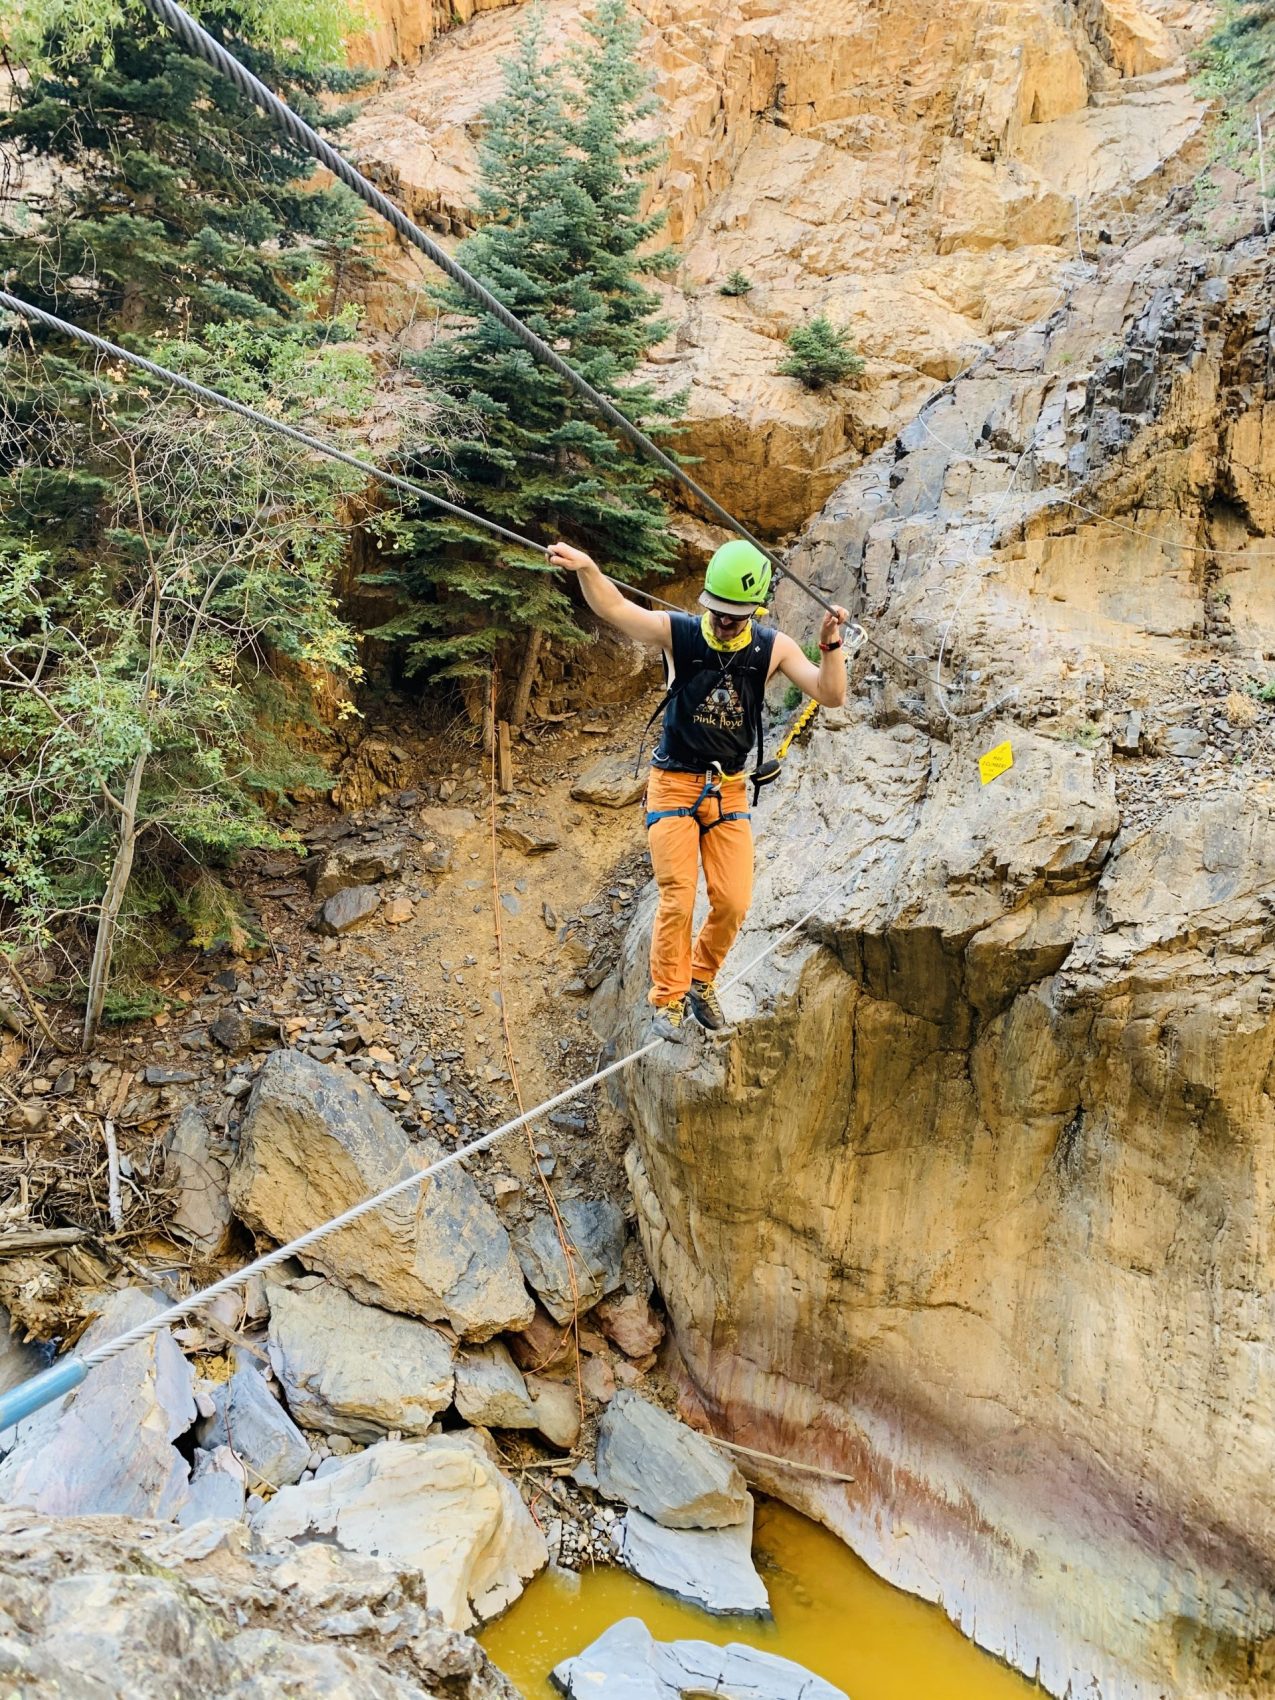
[645,771,751,834]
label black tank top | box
[652,614,777,773]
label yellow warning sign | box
[979,740,1014,786]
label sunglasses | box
[709,609,750,627]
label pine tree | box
[0,0,363,334]
[0,0,366,577]
[371,1,682,700]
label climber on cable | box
[548,539,848,1039]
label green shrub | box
[777,316,864,390]
[719,269,753,297]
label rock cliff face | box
[345,0,1210,532]
[601,225,1275,1699]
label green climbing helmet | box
[700,539,773,615]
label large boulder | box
[0,1288,194,1518]
[510,1199,626,1325]
[613,1501,769,1616]
[595,1390,748,1529]
[0,1505,519,1700]
[253,1435,547,1631]
[196,1355,310,1490]
[231,1051,533,1340]
[553,1617,847,1700]
[267,1275,455,1441]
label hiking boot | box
[688,979,727,1032]
[651,997,689,1043]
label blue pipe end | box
[0,1357,87,1433]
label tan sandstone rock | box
[231,1050,533,1340]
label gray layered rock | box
[179,1445,246,1526]
[165,1106,234,1254]
[307,840,405,899]
[453,1341,537,1430]
[510,1198,626,1324]
[0,1288,195,1518]
[553,1617,846,1700]
[267,1276,455,1441]
[253,1434,547,1631]
[231,1051,533,1340]
[196,1356,309,1491]
[314,885,382,934]
[595,1390,748,1529]
[613,1500,768,1616]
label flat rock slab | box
[0,1288,195,1519]
[231,1050,533,1341]
[570,756,647,808]
[511,1198,626,1324]
[553,1617,847,1700]
[613,1501,769,1616]
[196,1355,310,1491]
[313,885,382,935]
[179,1445,246,1526]
[267,1276,455,1442]
[166,1105,234,1254]
[497,816,561,855]
[253,1434,547,1631]
[596,1389,748,1529]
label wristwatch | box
[819,638,842,653]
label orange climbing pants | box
[645,768,753,1007]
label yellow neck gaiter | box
[701,612,754,653]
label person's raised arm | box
[547,542,671,650]
[771,604,850,708]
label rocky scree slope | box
[343,0,1211,534]
[598,217,1275,1700]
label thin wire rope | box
[132,0,850,621]
[0,288,546,557]
[0,293,924,690]
[79,878,842,1370]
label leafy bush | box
[719,269,754,297]
[777,316,864,390]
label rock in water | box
[510,1198,626,1324]
[0,1288,195,1518]
[165,1105,234,1254]
[253,1434,547,1631]
[613,1501,769,1617]
[267,1276,455,1441]
[595,1390,748,1529]
[553,1617,847,1700]
[196,1354,310,1490]
[231,1050,533,1340]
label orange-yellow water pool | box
[480,1499,1040,1698]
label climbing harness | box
[645,763,750,834]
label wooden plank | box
[0,1227,86,1256]
[496,720,514,794]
